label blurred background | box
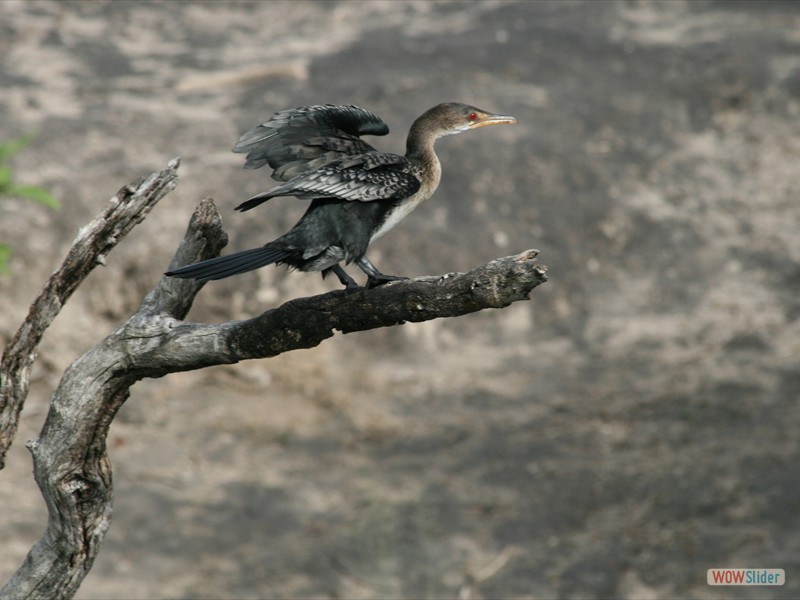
[1,1,798,598]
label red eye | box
[469,112,477,121]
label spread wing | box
[235,152,422,212]
[232,104,390,181]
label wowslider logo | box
[707,569,785,586]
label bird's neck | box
[405,119,442,189]
[405,117,438,159]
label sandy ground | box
[1,1,799,598]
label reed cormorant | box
[166,102,517,289]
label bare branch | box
[0,158,181,468]
[125,246,546,378]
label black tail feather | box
[235,191,274,212]
[165,245,291,282]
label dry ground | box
[1,1,799,598]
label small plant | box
[0,134,60,275]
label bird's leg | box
[329,265,361,291]
[356,256,408,289]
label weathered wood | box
[0,162,546,600]
[125,247,546,378]
[0,158,181,469]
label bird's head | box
[420,102,518,138]
[405,102,517,156]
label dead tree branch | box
[0,158,181,468]
[0,160,547,600]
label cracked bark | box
[0,159,547,599]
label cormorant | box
[166,102,517,289]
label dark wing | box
[232,104,390,181]
[235,152,422,212]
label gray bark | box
[0,159,547,600]
[0,158,181,468]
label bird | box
[166,102,517,290]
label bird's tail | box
[235,189,279,212]
[165,245,291,282]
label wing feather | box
[233,104,390,181]
[235,152,422,212]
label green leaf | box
[9,184,61,209]
[0,134,35,163]
[0,244,12,276]
[0,165,12,191]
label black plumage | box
[166,102,517,289]
[233,104,390,178]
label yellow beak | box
[469,113,518,129]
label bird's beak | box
[469,112,518,129]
